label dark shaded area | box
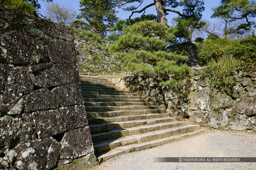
[52,132,65,142]
[80,78,155,158]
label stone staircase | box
[80,76,204,163]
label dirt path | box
[91,129,256,170]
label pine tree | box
[110,20,190,87]
[116,0,204,26]
[78,0,118,36]
[212,0,256,34]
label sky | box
[39,0,222,25]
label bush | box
[202,55,242,94]
[110,20,190,87]
[198,38,238,65]
[198,35,256,67]
[199,35,256,93]
[236,34,256,66]
[2,0,37,16]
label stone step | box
[91,121,193,143]
[84,98,143,102]
[87,113,174,124]
[89,117,182,134]
[81,85,117,89]
[81,87,121,93]
[85,105,160,112]
[84,101,146,107]
[80,79,109,83]
[80,77,108,82]
[82,90,130,96]
[80,84,119,90]
[81,82,115,87]
[87,109,166,118]
[82,94,140,99]
[97,129,205,163]
[82,91,131,95]
[79,77,202,163]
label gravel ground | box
[91,129,256,170]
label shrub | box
[202,55,242,94]
[2,0,37,16]
[198,35,256,67]
[198,37,238,65]
[110,20,190,87]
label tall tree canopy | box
[117,0,205,25]
[212,0,256,34]
[78,0,118,36]
[27,0,53,9]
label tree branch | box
[134,0,144,10]
[165,8,186,17]
[129,3,155,20]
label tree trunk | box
[154,0,167,25]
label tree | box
[46,2,76,25]
[78,0,118,36]
[110,20,190,87]
[117,1,205,65]
[212,0,256,34]
[27,0,53,9]
[117,0,204,26]
[108,14,158,41]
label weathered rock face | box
[189,67,256,131]
[75,34,120,75]
[122,67,256,132]
[122,74,191,119]
[0,7,96,169]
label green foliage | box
[78,0,117,36]
[171,0,205,40]
[236,34,256,65]
[2,0,37,15]
[169,1,205,62]
[1,0,53,15]
[198,38,238,65]
[199,35,256,93]
[111,14,159,32]
[110,20,190,87]
[75,29,103,43]
[26,0,53,9]
[117,0,205,24]
[198,35,256,66]
[75,29,121,74]
[108,14,158,41]
[212,0,256,34]
[202,55,242,94]
[71,20,88,29]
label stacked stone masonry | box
[189,67,256,131]
[121,67,256,132]
[0,7,97,169]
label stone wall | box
[0,7,97,169]
[119,67,256,132]
[75,34,120,75]
[116,74,191,118]
[189,67,256,131]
